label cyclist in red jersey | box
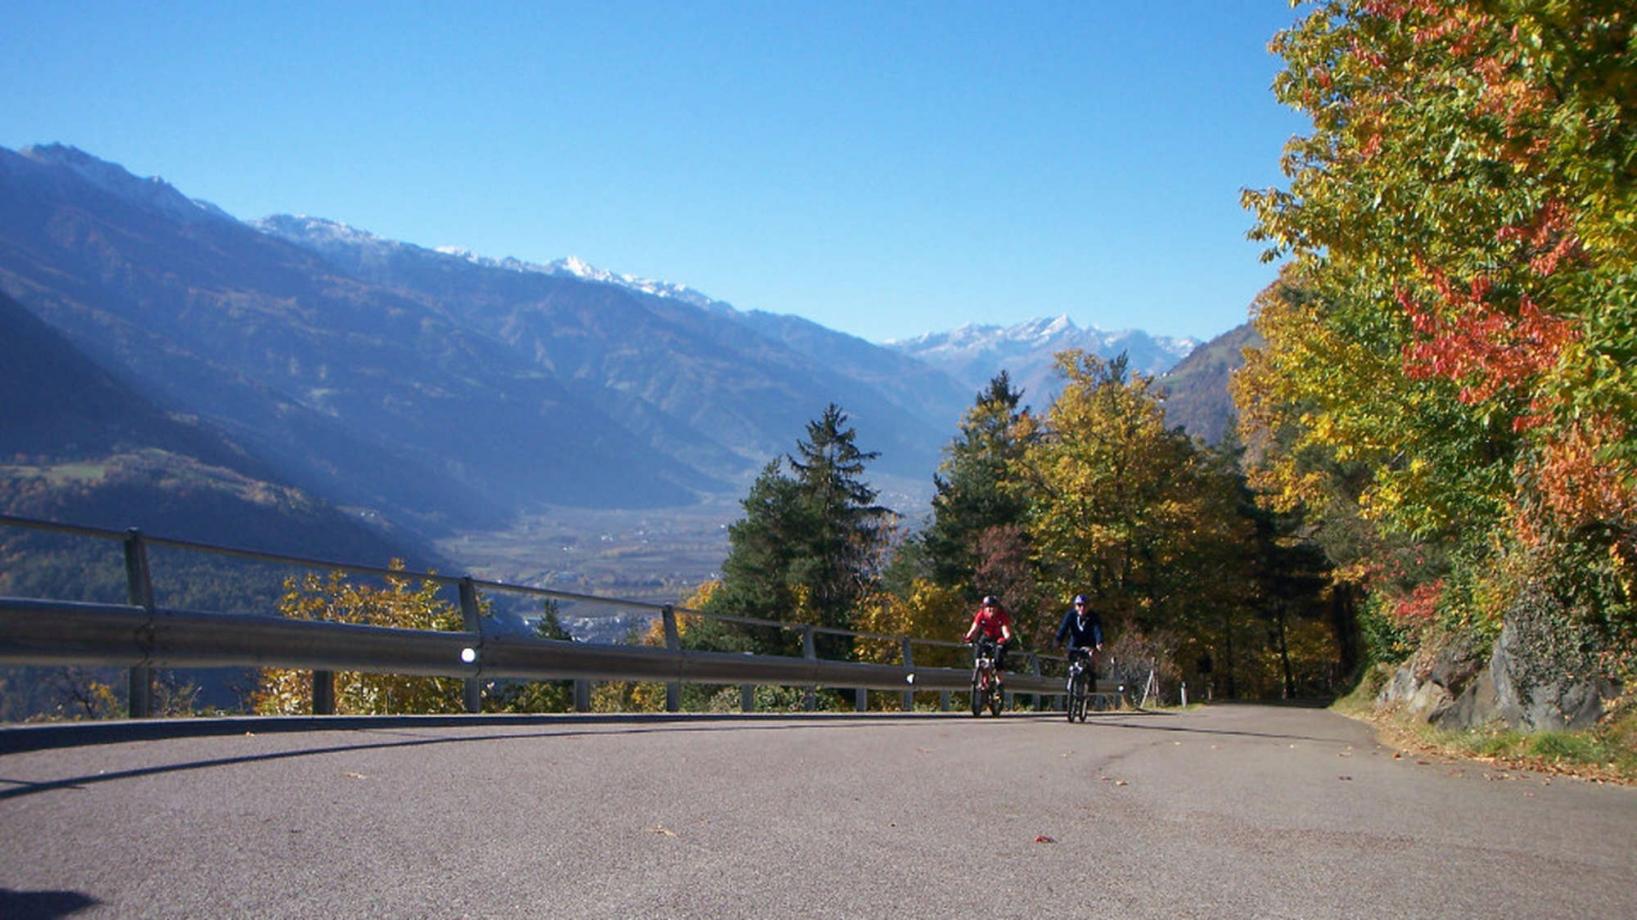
[962,595,1015,687]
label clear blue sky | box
[3,1,1308,343]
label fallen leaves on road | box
[1034,835,1056,844]
[1338,775,1353,781]
[343,772,367,780]
[648,825,678,837]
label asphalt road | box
[1,705,1633,919]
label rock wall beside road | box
[1378,578,1621,732]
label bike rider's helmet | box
[981,595,1000,608]
[1073,594,1089,606]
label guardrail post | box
[122,528,154,719]
[574,679,591,712]
[854,687,867,712]
[741,684,755,712]
[312,671,335,715]
[1028,654,1042,711]
[661,605,681,713]
[457,578,483,714]
[900,639,914,712]
[802,626,817,712]
[940,691,950,712]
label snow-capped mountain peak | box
[254,214,739,315]
[886,315,1200,403]
[554,255,600,279]
[261,214,389,248]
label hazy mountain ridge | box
[254,212,969,482]
[258,216,740,316]
[0,143,1236,543]
[1155,322,1260,445]
[0,288,428,563]
[0,145,708,526]
[0,146,973,532]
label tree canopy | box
[1239,0,1635,688]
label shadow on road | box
[1080,714,1348,745]
[0,712,1074,800]
[0,887,100,919]
[0,709,1087,755]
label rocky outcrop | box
[1379,633,1485,725]
[1378,580,1621,732]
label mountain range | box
[888,316,1198,410]
[0,285,424,564]
[0,143,1247,550]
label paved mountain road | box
[2,705,1632,918]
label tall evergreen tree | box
[786,404,892,637]
[924,372,1035,591]
[706,405,892,657]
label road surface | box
[2,705,1633,918]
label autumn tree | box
[853,578,970,673]
[1241,1,1636,691]
[1018,352,1251,636]
[255,563,473,715]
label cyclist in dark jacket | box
[1054,594,1103,667]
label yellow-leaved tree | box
[1018,350,1250,633]
[853,578,969,671]
[254,562,472,715]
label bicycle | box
[1065,648,1093,722]
[969,637,1005,717]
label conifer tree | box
[706,405,893,657]
[924,372,1034,591]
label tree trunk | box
[1276,603,1296,699]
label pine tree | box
[706,405,893,658]
[923,372,1034,591]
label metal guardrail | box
[0,514,1097,718]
